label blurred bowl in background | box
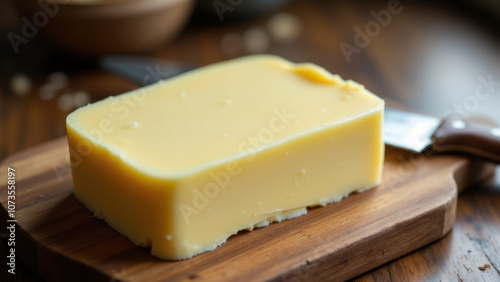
[16,0,195,56]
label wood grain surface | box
[1,0,500,281]
[0,137,494,281]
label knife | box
[100,55,500,164]
[384,108,500,163]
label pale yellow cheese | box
[66,55,384,260]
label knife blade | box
[99,55,193,86]
[383,107,441,153]
[100,55,500,164]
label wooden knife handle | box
[432,118,500,164]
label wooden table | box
[1,0,499,280]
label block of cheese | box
[66,55,384,260]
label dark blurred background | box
[1,0,500,125]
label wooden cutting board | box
[0,137,495,281]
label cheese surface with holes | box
[66,55,384,260]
